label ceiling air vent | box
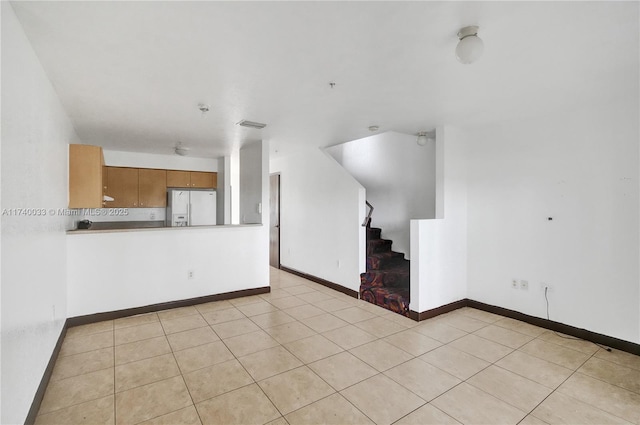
[237,120,267,129]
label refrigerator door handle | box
[187,203,191,226]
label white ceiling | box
[10,1,639,159]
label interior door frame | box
[269,173,281,269]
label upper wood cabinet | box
[104,167,168,208]
[105,167,139,208]
[166,170,191,188]
[71,152,216,209]
[190,171,217,188]
[102,166,108,196]
[69,144,104,208]
[138,169,167,207]
[167,170,217,189]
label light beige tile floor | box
[36,267,640,425]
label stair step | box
[360,269,410,288]
[366,251,405,270]
[361,222,411,318]
[366,227,382,240]
[360,285,411,317]
[366,239,392,255]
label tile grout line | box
[254,339,349,421]
[391,400,458,425]
[227,295,374,422]
[402,318,557,423]
[417,334,543,424]
[432,322,613,424]
[216,313,289,423]
[570,360,640,396]
[513,338,629,425]
[489,354,563,391]
[288,305,438,421]
[157,311,203,425]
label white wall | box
[103,149,218,171]
[67,226,269,316]
[1,3,80,423]
[465,99,639,344]
[326,131,436,258]
[410,127,468,312]
[270,148,366,292]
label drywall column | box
[229,148,240,224]
[410,126,468,313]
[223,155,232,224]
[240,142,264,224]
[216,157,225,225]
[259,141,270,227]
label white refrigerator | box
[166,189,217,227]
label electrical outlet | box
[511,279,518,289]
[337,260,341,268]
[540,282,553,292]
[520,280,529,290]
[188,270,194,279]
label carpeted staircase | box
[360,225,411,317]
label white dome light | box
[416,130,435,146]
[456,26,484,64]
[174,142,189,156]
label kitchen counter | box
[67,222,261,234]
[75,221,166,230]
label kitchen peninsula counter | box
[66,222,269,317]
[67,223,261,234]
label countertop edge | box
[67,224,263,234]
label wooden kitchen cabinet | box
[69,144,104,208]
[102,166,108,196]
[105,167,139,208]
[87,162,214,209]
[138,169,167,207]
[167,170,217,189]
[190,171,217,188]
[166,170,191,188]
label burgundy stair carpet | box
[360,226,410,317]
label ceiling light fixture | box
[368,126,379,132]
[198,104,210,115]
[456,25,484,64]
[174,142,189,156]
[416,130,435,146]
[237,120,267,129]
